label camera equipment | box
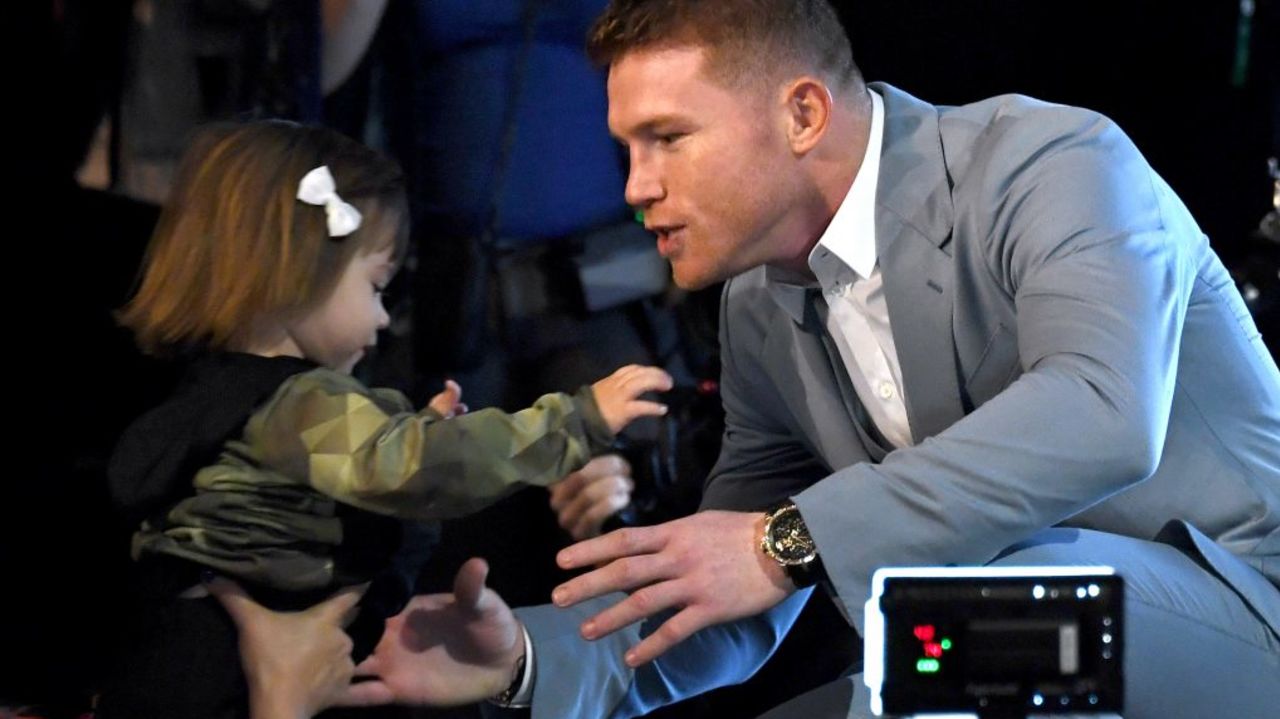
[864,566,1123,718]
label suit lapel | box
[872,83,966,442]
[762,302,884,468]
[878,217,964,441]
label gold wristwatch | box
[760,500,825,588]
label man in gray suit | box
[225,1,1280,716]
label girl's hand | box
[427,380,467,418]
[591,365,673,434]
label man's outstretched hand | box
[339,558,526,708]
[552,510,795,666]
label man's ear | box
[781,77,833,156]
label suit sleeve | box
[505,589,811,719]
[700,280,833,512]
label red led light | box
[913,624,936,642]
[924,641,943,658]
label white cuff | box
[491,624,535,709]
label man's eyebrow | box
[613,114,691,142]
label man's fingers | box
[453,557,491,610]
[624,606,713,667]
[553,551,669,607]
[579,579,685,640]
[557,525,663,571]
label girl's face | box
[287,245,396,374]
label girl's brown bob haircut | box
[119,121,409,356]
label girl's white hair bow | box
[296,165,363,238]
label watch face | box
[769,508,817,564]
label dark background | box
[838,0,1278,276]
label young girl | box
[97,121,671,718]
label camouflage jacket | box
[128,363,613,591]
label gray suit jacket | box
[704,82,1280,636]
[515,83,1280,718]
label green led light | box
[940,639,952,651]
[916,658,941,674]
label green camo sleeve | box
[240,369,615,519]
